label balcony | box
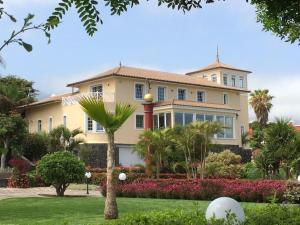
[62,92,115,106]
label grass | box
[0,197,267,225]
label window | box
[239,76,244,88]
[154,113,171,129]
[63,115,67,127]
[177,89,186,100]
[211,74,217,82]
[223,93,229,104]
[196,114,205,121]
[185,113,193,125]
[175,113,184,126]
[231,75,236,87]
[223,74,228,86]
[49,117,53,132]
[241,125,245,135]
[37,120,42,132]
[135,83,144,100]
[96,122,104,132]
[87,117,93,131]
[158,113,165,129]
[197,91,205,102]
[135,115,144,129]
[205,115,214,121]
[91,85,103,98]
[157,87,166,101]
[203,74,208,79]
[216,116,234,139]
[153,114,158,129]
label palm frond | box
[79,96,135,133]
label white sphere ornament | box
[119,173,127,181]
[298,175,300,183]
[85,172,92,179]
[205,197,245,224]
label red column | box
[143,102,154,130]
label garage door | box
[118,146,144,166]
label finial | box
[119,61,122,67]
[216,45,220,63]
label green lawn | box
[0,197,266,225]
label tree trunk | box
[104,133,118,220]
[1,140,8,169]
[55,184,68,196]
[156,160,160,179]
[0,153,6,170]
[145,145,153,177]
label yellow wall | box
[25,70,249,147]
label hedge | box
[101,179,286,203]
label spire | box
[216,45,220,63]
[119,61,122,67]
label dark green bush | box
[22,132,49,161]
[242,162,262,180]
[37,151,85,196]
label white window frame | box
[134,82,145,101]
[86,116,93,132]
[223,93,229,105]
[48,117,53,132]
[135,113,144,130]
[157,86,167,101]
[196,90,206,102]
[177,88,187,100]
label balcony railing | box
[62,92,115,106]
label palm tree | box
[249,89,274,127]
[79,97,135,220]
[193,121,222,179]
[135,128,172,178]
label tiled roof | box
[154,99,239,111]
[67,65,249,92]
[18,92,75,109]
[186,60,252,75]
[294,125,300,132]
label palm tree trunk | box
[1,140,8,169]
[104,133,118,219]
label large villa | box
[19,58,251,167]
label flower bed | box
[101,179,286,203]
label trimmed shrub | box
[104,204,300,225]
[241,162,262,180]
[101,179,286,203]
[205,150,244,179]
[37,151,85,196]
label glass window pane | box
[166,113,171,128]
[159,113,165,128]
[157,87,165,101]
[135,84,144,100]
[153,115,158,129]
[197,91,205,102]
[205,115,214,122]
[196,114,205,122]
[225,128,233,138]
[96,122,104,132]
[175,113,184,126]
[87,117,93,131]
[136,115,144,129]
[177,89,186,100]
[223,75,228,86]
[185,113,193,125]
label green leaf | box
[21,41,33,52]
[9,15,17,22]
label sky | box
[0,0,300,123]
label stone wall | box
[79,143,119,168]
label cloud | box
[248,73,300,124]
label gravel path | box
[0,187,101,200]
